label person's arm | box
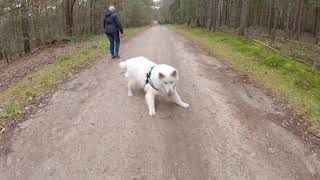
[114,15,124,34]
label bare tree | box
[239,0,248,36]
[158,0,320,43]
[313,6,319,38]
[64,0,77,36]
[285,0,292,39]
[21,1,31,54]
[0,0,154,63]
[296,0,305,40]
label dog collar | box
[146,66,159,91]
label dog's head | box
[157,65,179,96]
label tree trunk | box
[203,0,208,27]
[291,8,298,37]
[210,0,218,31]
[21,2,31,54]
[64,0,76,36]
[32,5,42,46]
[180,0,184,25]
[194,0,200,26]
[295,0,304,40]
[187,17,191,26]
[267,0,275,35]
[217,0,223,26]
[272,7,280,44]
[209,0,214,30]
[316,17,320,44]
[89,1,93,34]
[239,0,248,36]
[80,0,87,34]
[214,0,219,31]
[285,1,292,39]
[313,7,319,38]
[4,50,9,64]
[236,0,241,28]
[0,50,3,61]
[227,0,232,28]
[224,0,229,26]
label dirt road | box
[0,26,319,180]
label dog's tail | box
[119,61,127,69]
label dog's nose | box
[167,90,173,96]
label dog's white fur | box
[119,57,189,116]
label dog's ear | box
[159,72,165,79]
[171,70,178,80]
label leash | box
[146,66,159,91]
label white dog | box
[119,57,189,116]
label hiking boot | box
[111,55,116,59]
[115,54,120,59]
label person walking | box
[103,5,124,59]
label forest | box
[159,0,320,43]
[0,0,154,63]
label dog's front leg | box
[171,89,190,109]
[145,91,156,116]
[127,80,134,97]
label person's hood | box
[105,10,114,17]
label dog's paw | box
[128,91,133,97]
[182,103,190,109]
[148,111,156,116]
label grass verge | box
[171,25,320,133]
[0,27,146,121]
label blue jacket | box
[103,10,123,34]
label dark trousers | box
[106,31,120,56]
